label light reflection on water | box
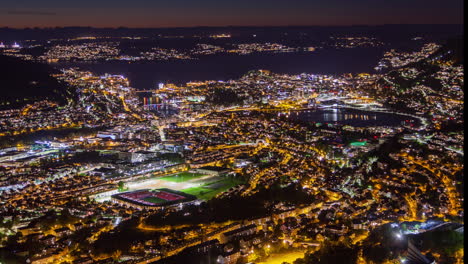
[286,108,415,127]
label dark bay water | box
[286,108,419,127]
[53,47,385,90]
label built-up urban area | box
[0,36,463,264]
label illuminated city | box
[0,1,464,264]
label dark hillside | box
[430,36,464,64]
[0,55,73,109]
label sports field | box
[181,178,244,200]
[95,171,243,202]
[158,172,206,182]
[112,188,193,207]
[142,196,166,204]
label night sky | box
[0,0,464,28]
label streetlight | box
[395,232,403,240]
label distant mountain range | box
[0,24,463,42]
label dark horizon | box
[0,23,465,30]
[0,0,463,28]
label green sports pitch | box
[142,196,167,204]
[158,172,206,182]
[181,178,244,200]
